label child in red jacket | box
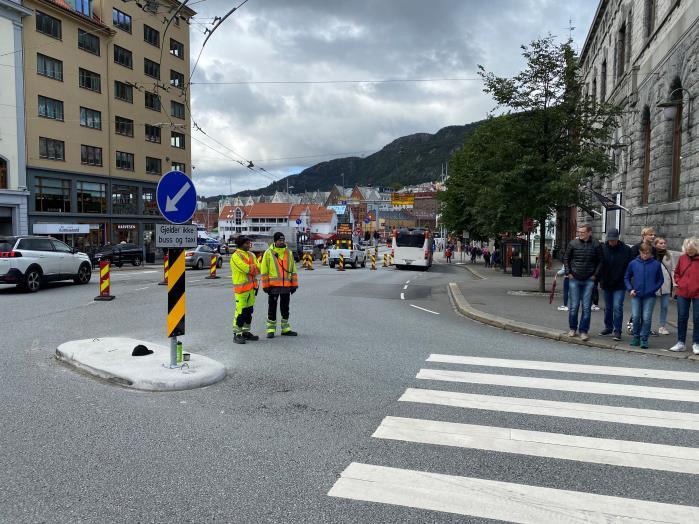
[669,237,699,354]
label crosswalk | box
[328,354,699,522]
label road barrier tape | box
[206,254,220,279]
[94,261,115,301]
[167,248,186,338]
[158,253,169,285]
[338,253,345,271]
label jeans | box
[562,278,569,307]
[568,278,595,333]
[603,289,625,333]
[657,293,670,328]
[677,296,699,344]
[631,296,656,343]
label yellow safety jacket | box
[260,246,298,290]
[230,249,259,294]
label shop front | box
[112,223,138,244]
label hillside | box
[232,121,483,197]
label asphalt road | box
[1,259,698,522]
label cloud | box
[187,0,597,196]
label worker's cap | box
[235,236,251,247]
[273,232,285,242]
[606,228,620,240]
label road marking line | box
[427,354,699,383]
[410,305,439,315]
[399,388,699,431]
[416,369,699,402]
[133,286,150,291]
[328,463,699,522]
[373,416,699,474]
[405,280,410,284]
[400,293,405,300]
[403,285,408,290]
[111,270,157,277]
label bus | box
[392,228,433,270]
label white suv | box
[0,236,92,292]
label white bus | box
[392,228,433,270]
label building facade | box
[0,0,32,235]
[579,0,698,250]
[21,0,194,258]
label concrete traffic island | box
[56,337,227,391]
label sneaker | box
[650,330,659,337]
[580,332,590,341]
[233,334,246,345]
[668,342,686,352]
[591,305,600,311]
[281,330,298,336]
[612,332,621,341]
[658,326,670,335]
[567,330,577,337]
[557,305,569,311]
[640,340,649,349]
[630,338,640,347]
[693,343,699,355]
[242,332,259,341]
[266,332,275,339]
[598,329,613,336]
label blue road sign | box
[295,218,302,225]
[157,170,197,224]
[364,217,371,224]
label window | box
[642,108,651,205]
[0,158,7,189]
[144,24,160,47]
[79,68,101,92]
[145,91,161,111]
[112,185,138,214]
[172,162,185,172]
[616,22,627,79]
[146,157,162,175]
[591,76,597,103]
[644,0,656,38]
[114,81,133,103]
[75,0,91,17]
[39,137,64,161]
[79,107,102,130]
[235,208,242,225]
[144,58,160,79]
[142,188,158,215]
[78,29,100,55]
[38,96,63,121]
[144,124,161,143]
[35,177,70,212]
[670,96,683,202]
[171,101,185,119]
[170,38,184,59]
[77,181,106,213]
[115,116,134,137]
[116,151,134,171]
[112,8,132,32]
[36,11,61,39]
[600,59,607,101]
[170,70,184,89]
[171,132,185,149]
[114,45,133,68]
[18,238,55,251]
[37,54,63,81]
[51,239,73,253]
[80,145,103,166]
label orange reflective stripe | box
[234,282,255,293]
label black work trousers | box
[236,306,253,328]
[268,292,290,321]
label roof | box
[39,0,113,31]
[308,205,336,223]
[289,204,310,221]
[579,0,608,63]
[219,205,251,220]
[246,203,294,218]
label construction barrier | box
[303,253,314,270]
[338,253,345,271]
[371,254,376,270]
[206,254,220,279]
[167,248,186,338]
[383,253,388,267]
[158,253,169,286]
[322,252,328,266]
[389,253,394,266]
[94,261,115,301]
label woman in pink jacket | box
[669,237,699,354]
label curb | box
[447,283,698,362]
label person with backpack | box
[653,237,675,336]
[669,237,699,354]
[624,243,664,349]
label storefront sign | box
[155,224,197,248]
[33,224,89,235]
[117,224,137,230]
[337,223,352,237]
[391,193,415,206]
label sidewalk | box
[437,252,697,361]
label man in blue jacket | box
[624,243,664,349]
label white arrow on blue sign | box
[295,218,302,225]
[364,217,371,224]
[156,170,197,224]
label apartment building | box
[0,0,32,235]
[576,0,698,251]
[22,0,194,259]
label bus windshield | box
[396,232,427,248]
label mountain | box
[233,121,483,196]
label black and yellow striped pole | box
[338,253,345,271]
[322,251,328,266]
[167,248,186,367]
[383,253,388,267]
[371,253,376,270]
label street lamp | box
[658,87,694,137]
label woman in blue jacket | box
[624,243,664,348]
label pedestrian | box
[669,237,699,354]
[483,248,491,268]
[230,236,260,345]
[544,248,552,270]
[597,228,632,341]
[445,245,452,263]
[563,224,603,341]
[470,247,477,264]
[556,266,570,311]
[492,249,500,269]
[260,232,299,338]
[624,243,663,349]
[653,237,675,336]
[626,227,656,334]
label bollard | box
[158,253,169,285]
[383,253,388,267]
[305,253,314,270]
[322,252,328,266]
[338,253,345,271]
[206,254,220,279]
[371,254,376,270]
[94,261,115,301]
[389,253,394,266]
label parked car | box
[94,243,144,267]
[0,236,92,292]
[185,245,223,270]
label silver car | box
[185,245,224,270]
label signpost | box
[156,171,197,368]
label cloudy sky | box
[186,0,598,197]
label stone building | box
[576,0,698,251]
